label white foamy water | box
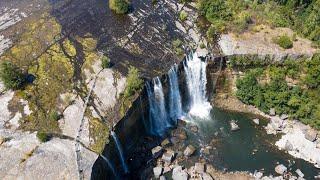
[184,52,212,118]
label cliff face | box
[0,0,208,179]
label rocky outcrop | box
[218,26,318,60]
[275,164,287,175]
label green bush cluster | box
[37,131,50,142]
[235,54,320,129]
[123,66,143,98]
[179,11,188,22]
[0,61,25,90]
[172,39,184,56]
[101,56,110,69]
[109,0,129,14]
[197,0,320,46]
[274,35,293,49]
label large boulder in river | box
[172,166,188,180]
[153,166,163,178]
[253,118,260,125]
[275,164,287,175]
[304,129,318,142]
[184,145,196,157]
[230,120,240,131]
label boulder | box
[253,118,260,125]
[230,120,240,131]
[275,164,287,175]
[285,140,294,151]
[172,129,187,140]
[172,166,188,180]
[254,171,263,179]
[161,138,170,147]
[159,176,166,180]
[295,169,304,178]
[194,163,204,173]
[184,145,196,157]
[270,108,276,116]
[153,166,163,178]
[280,114,289,120]
[162,150,175,163]
[190,125,199,133]
[152,146,163,156]
[304,129,318,142]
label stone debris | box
[152,146,163,156]
[253,118,260,125]
[275,164,287,175]
[172,166,188,180]
[172,129,187,140]
[254,171,263,179]
[280,114,289,120]
[162,150,175,163]
[194,163,204,173]
[270,108,276,116]
[295,169,304,178]
[184,145,196,157]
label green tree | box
[304,54,320,88]
[109,0,129,14]
[123,66,143,98]
[0,61,25,90]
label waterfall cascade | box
[145,52,211,136]
[100,154,118,178]
[183,52,212,118]
[168,64,182,121]
[111,131,129,174]
[146,77,169,136]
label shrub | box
[172,39,184,56]
[37,131,50,142]
[200,43,206,49]
[109,0,129,14]
[179,11,188,22]
[0,61,25,90]
[49,111,61,121]
[123,66,143,98]
[101,56,110,69]
[275,35,293,49]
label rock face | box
[184,145,196,157]
[275,164,287,175]
[305,129,318,142]
[172,166,188,180]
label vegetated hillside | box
[232,54,320,129]
[197,0,320,47]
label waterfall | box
[100,154,118,178]
[168,64,182,121]
[184,52,212,118]
[146,77,170,136]
[111,131,129,174]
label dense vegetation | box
[109,0,129,14]
[235,54,320,129]
[123,66,144,98]
[0,61,26,90]
[197,0,320,46]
